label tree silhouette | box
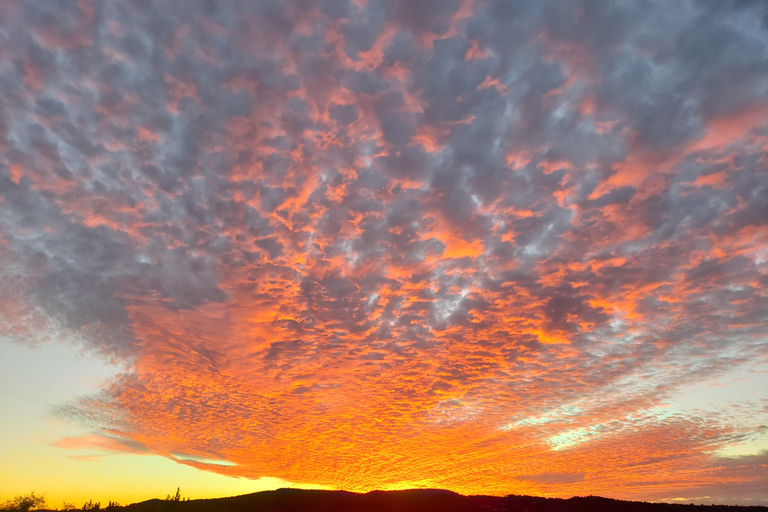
[1,492,46,512]
[82,499,100,511]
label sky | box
[0,0,767,507]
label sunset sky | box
[1,0,767,507]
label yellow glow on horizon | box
[0,341,324,508]
[0,450,327,508]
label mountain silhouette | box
[115,489,766,512]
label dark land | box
[106,489,767,512]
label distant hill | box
[111,488,767,512]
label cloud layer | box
[1,0,767,502]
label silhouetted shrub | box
[82,500,100,511]
[1,492,46,512]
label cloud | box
[1,0,767,503]
[53,434,151,456]
[518,473,584,485]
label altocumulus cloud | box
[1,0,768,503]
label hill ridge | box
[109,488,768,512]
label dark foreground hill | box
[118,489,767,512]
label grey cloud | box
[319,0,350,19]
[393,0,460,35]
[416,37,494,125]
[374,146,432,181]
[518,472,584,485]
[340,0,391,60]
[329,103,359,126]
[383,32,415,66]
[343,70,389,95]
